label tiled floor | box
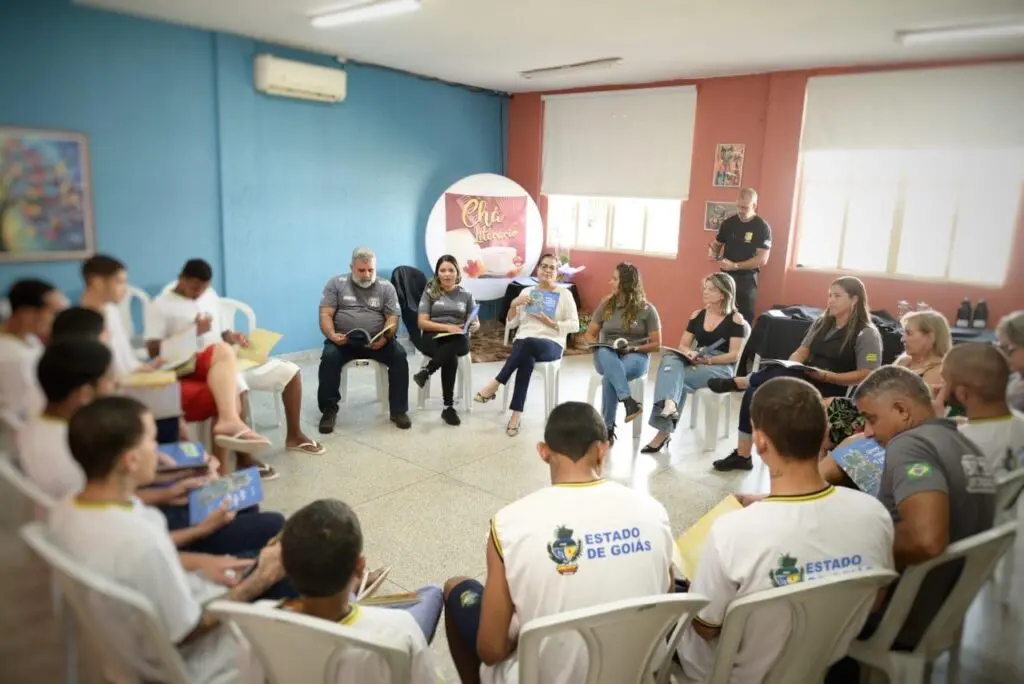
[1,347,1021,682]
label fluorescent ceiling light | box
[897,20,1024,45]
[310,0,421,28]
[521,58,622,80]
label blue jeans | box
[317,338,409,415]
[737,364,847,437]
[400,586,444,643]
[593,348,649,427]
[649,355,734,433]
[495,337,563,412]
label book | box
[159,324,199,376]
[345,323,396,347]
[588,338,629,352]
[187,467,264,526]
[157,441,207,472]
[662,338,726,364]
[525,290,559,318]
[830,437,885,497]
[673,495,743,579]
[760,358,814,373]
[435,304,481,338]
[358,592,422,608]
[121,370,177,388]
[235,328,283,371]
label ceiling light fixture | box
[310,0,421,28]
[520,57,623,80]
[896,20,1024,45]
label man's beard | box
[353,275,376,289]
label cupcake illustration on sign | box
[444,193,527,279]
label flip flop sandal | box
[286,441,326,455]
[506,419,521,437]
[255,463,280,481]
[474,392,497,404]
[214,430,271,455]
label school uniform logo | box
[769,554,805,587]
[547,525,583,575]
[743,232,753,243]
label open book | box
[525,290,559,318]
[358,592,422,608]
[435,304,481,338]
[662,338,726,364]
[673,495,743,579]
[345,323,396,347]
[159,324,198,376]
[760,359,815,373]
[187,467,264,526]
[587,338,629,352]
[235,328,283,371]
[830,437,885,497]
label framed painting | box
[712,142,745,188]
[704,201,738,233]
[0,127,94,262]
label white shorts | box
[242,359,300,394]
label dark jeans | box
[495,337,563,412]
[731,271,758,325]
[737,364,846,436]
[317,338,409,415]
[419,332,470,406]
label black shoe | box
[607,425,617,446]
[413,369,430,389]
[441,406,461,426]
[707,377,739,394]
[641,436,671,454]
[318,410,337,434]
[390,413,412,430]
[622,396,643,423]
[712,450,753,471]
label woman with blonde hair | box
[582,263,662,444]
[642,274,746,453]
[997,311,1024,412]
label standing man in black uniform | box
[709,188,772,325]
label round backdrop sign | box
[425,173,543,301]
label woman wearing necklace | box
[642,274,746,453]
[474,253,579,436]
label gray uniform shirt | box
[594,296,660,346]
[418,286,476,327]
[877,418,996,647]
[319,275,399,337]
[800,322,883,370]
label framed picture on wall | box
[712,143,745,188]
[704,201,738,233]
[0,127,95,262]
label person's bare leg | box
[734,376,750,390]
[737,435,753,458]
[478,378,500,398]
[281,373,316,448]
[443,576,482,684]
[206,343,264,439]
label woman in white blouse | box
[474,254,579,436]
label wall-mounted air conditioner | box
[254,54,347,103]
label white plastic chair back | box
[0,456,55,525]
[20,522,195,684]
[220,297,257,334]
[518,594,709,684]
[850,521,1017,673]
[703,569,898,684]
[995,467,1024,515]
[116,286,151,341]
[208,599,411,684]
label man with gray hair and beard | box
[317,247,411,434]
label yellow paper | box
[236,328,283,368]
[121,371,177,388]
[674,495,743,579]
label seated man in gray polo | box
[317,247,411,433]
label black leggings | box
[420,332,471,406]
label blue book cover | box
[525,290,559,318]
[830,437,885,497]
[187,467,264,526]
[463,304,481,334]
[157,441,206,471]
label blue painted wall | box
[0,0,506,352]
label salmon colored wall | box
[507,59,1024,345]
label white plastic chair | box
[208,599,411,684]
[220,297,285,428]
[992,468,1024,606]
[671,569,898,684]
[0,456,56,520]
[501,320,562,418]
[686,323,751,452]
[517,594,709,684]
[416,353,473,413]
[848,521,1018,684]
[588,373,647,440]
[117,286,151,360]
[341,360,389,417]
[0,297,10,321]
[20,522,238,684]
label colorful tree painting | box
[0,128,94,262]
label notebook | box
[674,495,743,579]
[187,467,264,526]
[157,441,207,472]
[159,325,198,376]
[121,370,177,388]
[525,290,559,318]
[435,304,481,338]
[830,437,886,497]
[235,328,283,371]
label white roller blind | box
[802,64,1024,151]
[541,86,697,199]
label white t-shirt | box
[48,497,235,684]
[484,480,674,684]
[678,485,895,684]
[509,286,580,349]
[238,603,441,684]
[16,416,83,500]
[0,331,45,426]
[104,302,142,376]
[960,412,1024,476]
